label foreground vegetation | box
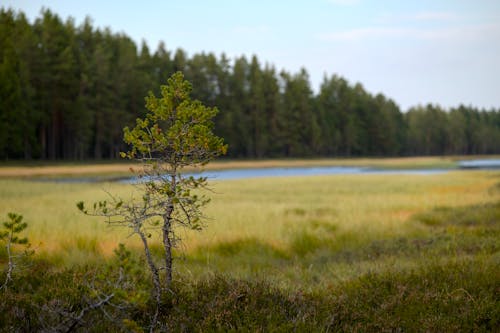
[1,167,499,331]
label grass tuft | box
[414,202,500,228]
[207,238,287,259]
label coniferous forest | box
[1,8,500,160]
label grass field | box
[0,168,497,265]
[0,158,499,331]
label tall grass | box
[0,170,498,271]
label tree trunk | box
[162,215,173,286]
[40,125,47,159]
[162,172,176,287]
[138,228,160,330]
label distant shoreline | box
[1,156,499,178]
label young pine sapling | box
[0,213,33,291]
[78,71,227,330]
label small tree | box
[78,72,226,329]
[123,71,227,285]
[0,213,33,291]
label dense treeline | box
[1,8,499,160]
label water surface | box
[180,166,448,181]
[35,158,500,183]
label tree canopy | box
[1,8,499,160]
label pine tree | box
[78,72,227,330]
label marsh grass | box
[415,202,500,227]
[0,170,498,265]
[174,171,499,289]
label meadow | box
[0,158,499,331]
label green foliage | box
[0,250,151,332]
[107,71,227,239]
[0,213,33,258]
[0,213,28,245]
[117,71,227,235]
[0,212,33,292]
[123,71,227,165]
[2,8,500,160]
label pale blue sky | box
[2,0,499,110]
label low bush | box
[1,255,497,332]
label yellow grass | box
[197,171,499,249]
[0,168,498,265]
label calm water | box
[117,166,449,183]
[179,166,448,181]
[120,158,500,182]
[457,159,500,169]
[38,159,500,183]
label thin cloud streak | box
[413,11,459,21]
[373,11,460,25]
[316,23,500,42]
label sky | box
[2,0,500,111]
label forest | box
[1,8,500,160]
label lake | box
[120,158,500,182]
[36,158,500,183]
[177,166,449,181]
[457,159,500,169]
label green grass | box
[0,166,499,331]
